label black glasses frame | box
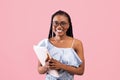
[52,21,68,27]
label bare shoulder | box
[74,38,83,49]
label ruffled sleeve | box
[70,49,82,67]
[37,39,48,47]
[61,49,82,67]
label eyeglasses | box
[52,21,68,27]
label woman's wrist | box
[60,63,68,70]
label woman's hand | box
[43,61,49,70]
[49,58,63,70]
[38,61,50,74]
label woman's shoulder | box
[73,38,83,48]
[67,36,83,48]
[37,38,48,46]
[68,36,82,41]
[67,36,82,44]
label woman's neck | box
[54,35,68,42]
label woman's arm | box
[49,39,85,75]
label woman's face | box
[52,15,69,37]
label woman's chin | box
[56,33,64,36]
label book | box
[33,45,59,77]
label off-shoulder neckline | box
[46,39,74,50]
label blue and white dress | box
[37,39,82,80]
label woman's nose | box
[57,24,63,29]
[56,24,63,29]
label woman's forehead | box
[53,15,68,21]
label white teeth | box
[56,30,63,32]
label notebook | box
[33,45,59,77]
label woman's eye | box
[61,22,67,26]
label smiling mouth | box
[56,30,63,33]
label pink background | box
[0,0,120,80]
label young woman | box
[37,10,85,80]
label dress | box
[37,39,82,80]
